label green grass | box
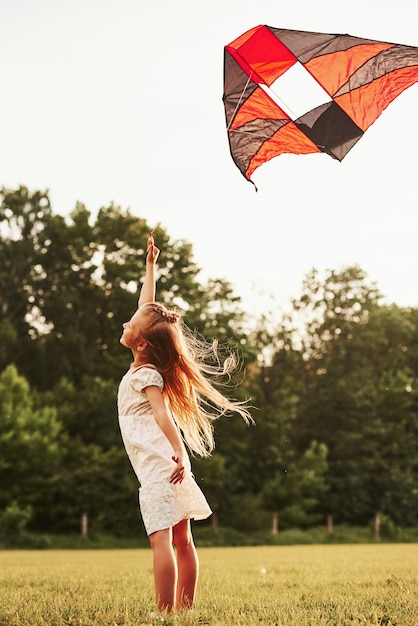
[1,544,417,625]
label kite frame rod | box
[226,71,253,131]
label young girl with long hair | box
[117,237,252,614]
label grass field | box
[0,544,417,626]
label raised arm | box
[138,233,160,308]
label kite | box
[223,25,418,187]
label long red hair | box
[136,302,253,456]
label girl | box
[117,236,252,614]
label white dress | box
[117,366,212,535]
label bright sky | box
[1,0,418,318]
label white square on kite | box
[260,61,332,121]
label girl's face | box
[120,308,144,349]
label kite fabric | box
[223,25,418,185]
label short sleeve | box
[130,367,164,394]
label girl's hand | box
[146,237,160,265]
[170,455,185,484]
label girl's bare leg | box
[172,518,199,609]
[149,528,177,613]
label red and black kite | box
[223,26,418,186]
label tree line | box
[1,186,417,538]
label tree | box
[275,267,418,525]
[0,365,62,516]
[261,440,328,529]
[0,186,52,375]
[35,439,140,536]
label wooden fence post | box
[272,512,279,536]
[81,512,88,538]
[211,512,218,534]
[374,512,381,538]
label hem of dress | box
[146,510,212,536]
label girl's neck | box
[130,353,149,369]
[131,360,146,368]
[130,347,157,370]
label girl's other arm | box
[144,385,185,484]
